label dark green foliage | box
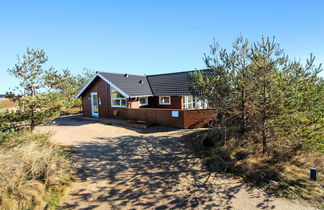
[274,56,324,152]
[189,36,324,154]
[6,48,60,131]
[249,36,288,153]
[189,40,232,143]
[44,68,94,112]
[8,48,50,97]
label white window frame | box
[184,95,208,110]
[159,96,171,105]
[111,87,127,108]
[183,95,194,110]
[139,97,148,106]
[91,92,99,117]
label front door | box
[91,92,99,117]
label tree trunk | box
[30,86,36,131]
[262,120,267,154]
[30,119,35,131]
[262,64,268,154]
[241,89,246,135]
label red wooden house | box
[75,70,216,128]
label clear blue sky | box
[1,0,324,93]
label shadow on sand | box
[52,117,275,209]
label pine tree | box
[189,40,232,142]
[274,55,323,151]
[229,36,254,135]
[249,37,288,154]
[44,68,94,111]
[8,48,60,131]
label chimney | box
[124,74,129,77]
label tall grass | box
[193,129,324,207]
[0,132,71,209]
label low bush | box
[0,132,71,209]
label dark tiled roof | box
[99,72,153,97]
[146,70,209,96]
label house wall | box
[108,108,216,128]
[183,109,217,128]
[109,108,184,128]
[81,78,98,117]
[81,77,215,128]
[81,77,110,118]
[148,96,183,109]
[127,108,184,128]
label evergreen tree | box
[7,48,60,131]
[229,36,254,135]
[189,36,324,155]
[44,68,94,110]
[249,37,288,153]
[189,40,232,142]
[274,55,323,151]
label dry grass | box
[0,98,17,111]
[0,132,71,209]
[193,130,324,208]
[60,106,82,116]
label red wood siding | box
[183,109,217,128]
[81,77,110,118]
[80,77,215,128]
[148,96,183,109]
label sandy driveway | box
[38,117,314,210]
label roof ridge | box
[98,71,146,77]
[146,69,209,77]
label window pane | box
[184,96,193,104]
[139,97,147,105]
[121,99,126,106]
[112,88,125,98]
[112,99,120,106]
[195,100,201,109]
[188,96,193,103]
[161,97,170,103]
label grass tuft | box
[0,132,71,209]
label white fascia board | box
[75,72,130,98]
[130,95,153,98]
[97,74,129,98]
[75,73,100,98]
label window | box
[184,96,208,109]
[159,96,171,105]
[139,97,148,106]
[183,96,194,109]
[111,87,127,107]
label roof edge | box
[147,69,209,77]
[75,73,130,98]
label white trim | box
[131,95,153,98]
[139,97,148,106]
[97,74,129,98]
[75,73,130,98]
[75,73,99,98]
[90,92,99,117]
[159,96,171,105]
[111,87,127,108]
[183,95,208,110]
